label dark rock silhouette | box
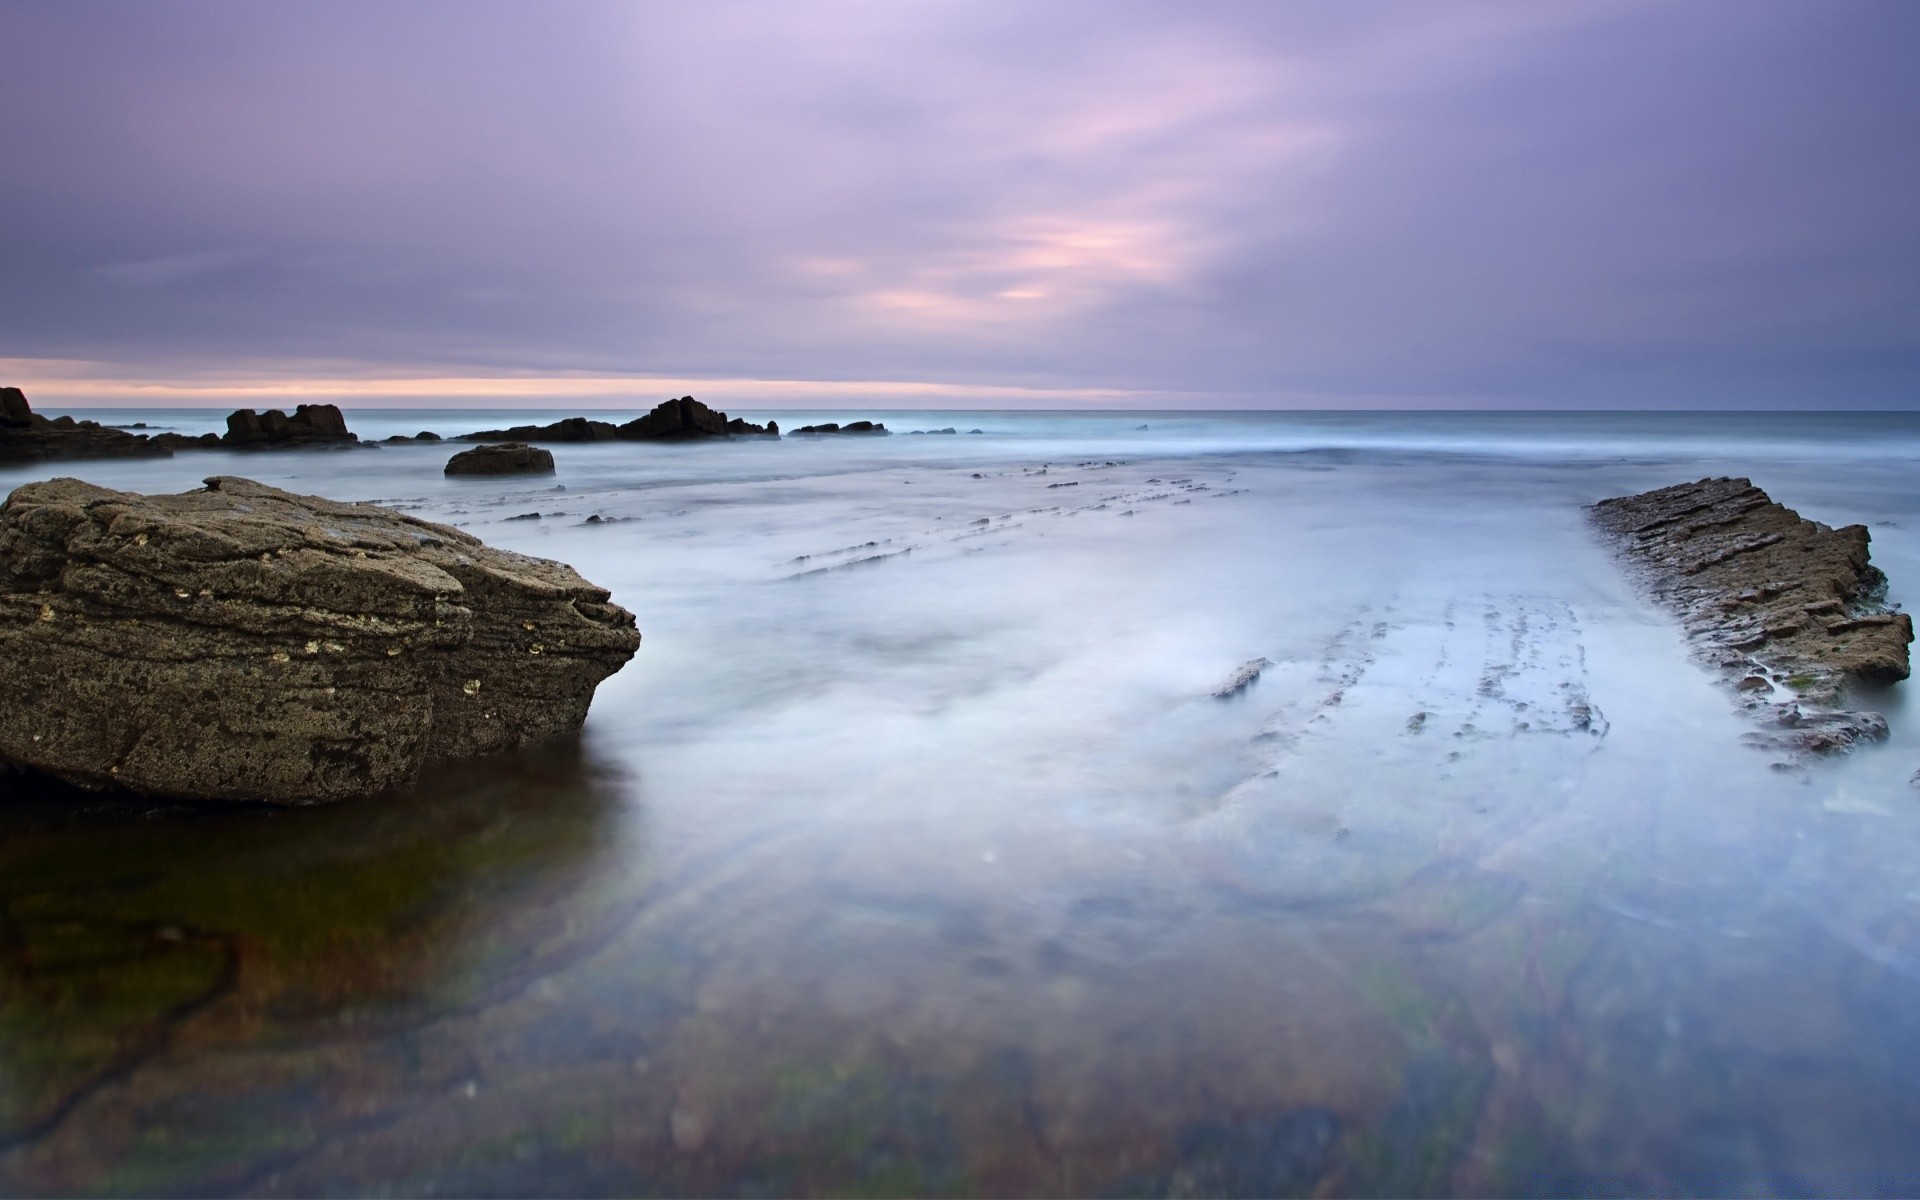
[792,420,889,436]
[221,404,359,448]
[0,476,640,803]
[0,386,172,463]
[460,397,776,443]
[445,442,556,476]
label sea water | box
[3,409,1920,1195]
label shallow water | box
[5,409,1920,1196]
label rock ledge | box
[0,476,639,803]
[1590,476,1911,756]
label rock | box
[1591,477,1912,755]
[1,387,32,427]
[1213,657,1273,699]
[222,404,360,448]
[792,419,889,436]
[460,415,622,443]
[618,395,775,439]
[416,430,442,441]
[459,397,775,443]
[0,387,173,464]
[0,476,639,804]
[149,432,223,450]
[445,442,556,476]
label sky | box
[1,0,1916,410]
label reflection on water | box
[4,411,1920,1195]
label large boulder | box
[0,476,640,804]
[445,442,556,476]
[222,403,359,448]
[0,386,172,463]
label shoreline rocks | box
[218,403,359,449]
[1590,476,1912,756]
[445,442,556,476]
[459,396,778,443]
[0,476,639,804]
[0,387,172,463]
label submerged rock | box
[0,386,172,463]
[0,476,640,803]
[1590,476,1911,755]
[445,442,556,476]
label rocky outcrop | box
[1590,477,1912,756]
[459,397,777,443]
[0,387,172,463]
[791,420,888,436]
[445,442,556,476]
[459,416,623,443]
[222,404,359,448]
[0,476,639,803]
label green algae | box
[0,744,634,1162]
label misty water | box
[6,409,1920,1196]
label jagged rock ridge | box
[0,476,639,803]
[460,396,777,442]
[1590,476,1911,756]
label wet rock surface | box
[0,387,171,463]
[445,442,556,476]
[0,475,640,803]
[1590,476,1911,755]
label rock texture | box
[1590,476,1911,755]
[445,442,556,476]
[460,396,777,443]
[221,404,359,448]
[0,387,172,463]
[0,476,640,803]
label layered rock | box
[1590,476,1911,755]
[221,403,359,448]
[0,387,172,463]
[459,397,777,443]
[0,476,640,803]
[445,442,556,476]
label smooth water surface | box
[5,409,1920,1196]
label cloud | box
[0,0,1914,406]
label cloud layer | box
[2,0,1916,407]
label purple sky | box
[2,0,1916,409]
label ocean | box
[4,407,1920,1195]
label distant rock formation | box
[445,442,556,476]
[1591,476,1912,756]
[791,420,889,436]
[460,397,777,443]
[0,476,640,804]
[221,403,359,448]
[0,386,172,463]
